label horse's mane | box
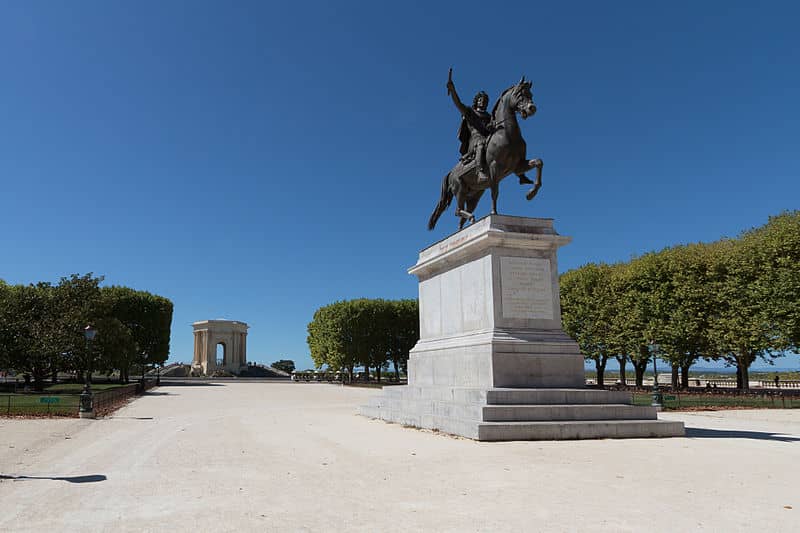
[491,85,516,121]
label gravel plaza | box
[1,381,798,532]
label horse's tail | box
[428,172,453,230]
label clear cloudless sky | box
[1,1,799,370]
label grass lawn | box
[0,393,80,416]
[0,382,132,416]
[632,392,800,410]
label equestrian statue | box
[428,69,543,230]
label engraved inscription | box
[500,257,554,320]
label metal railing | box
[630,389,800,409]
[1,379,158,417]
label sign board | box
[39,396,60,404]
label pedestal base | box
[79,410,95,419]
[359,386,683,441]
[361,216,683,440]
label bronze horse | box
[428,77,543,230]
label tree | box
[0,280,10,370]
[654,244,717,388]
[52,274,105,381]
[102,286,173,381]
[561,263,619,387]
[708,232,783,389]
[386,299,419,380]
[271,359,295,374]
[0,274,172,386]
[748,211,800,353]
[610,253,675,388]
[307,298,419,383]
[3,282,65,390]
[307,300,355,380]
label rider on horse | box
[446,75,493,184]
[446,71,534,186]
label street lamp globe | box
[84,325,97,341]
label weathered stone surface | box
[360,215,684,440]
[191,320,249,375]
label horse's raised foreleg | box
[524,159,543,201]
[517,173,534,185]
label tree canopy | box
[560,211,800,389]
[307,298,419,382]
[0,274,173,390]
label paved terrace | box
[1,382,798,532]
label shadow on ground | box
[686,428,800,442]
[159,381,224,387]
[0,474,107,483]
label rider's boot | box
[518,174,534,185]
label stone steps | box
[360,386,684,441]
[482,404,656,422]
[486,388,632,405]
[477,419,686,441]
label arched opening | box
[216,342,226,368]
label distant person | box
[705,381,712,390]
[774,374,780,388]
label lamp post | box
[649,341,663,409]
[79,325,97,419]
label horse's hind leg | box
[457,198,473,229]
[490,182,500,215]
[453,186,474,227]
[465,196,479,225]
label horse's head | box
[511,76,536,119]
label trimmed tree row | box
[560,211,800,389]
[306,298,418,382]
[0,273,173,390]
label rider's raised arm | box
[447,68,469,115]
[446,75,469,115]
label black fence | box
[1,379,158,417]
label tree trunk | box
[33,369,45,392]
[738,355,750,390]
[616,356,627,386]
[594,357,607,387]
[680,364,691,389]
[633,361,647,387]
[671,363,679,389]
[393,360,399,381]
[376,365,381,383]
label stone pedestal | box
[360,215,683,441]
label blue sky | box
[1,1,799,371]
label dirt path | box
[1,382,798,532]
